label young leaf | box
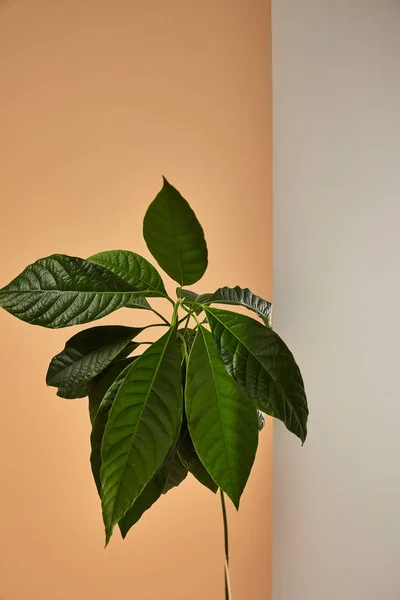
[178,424,218,493]
[185,326,259,508]
[0,254,149,329]
[100,329,182,544]
[143,178,208,285]
[88,358,136,424]
[88,250,167,297]
[180,288,213,315]
[205,307,308,443]
[207,286,272,326]
[46,325,143,398]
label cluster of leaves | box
[0,178,308,544]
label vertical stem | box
[220,489,232,600]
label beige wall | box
[0,1,272,598]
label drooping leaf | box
[205,307,308,443]
[178,423,218,493]
[46,325,143,398]
[118,468,169,538]
[100,329,182,543]
[185,326,258,508]
[0,254,148,329]
[88,250,167,298]
[113,341,140,362]
[143,178,208,286]
[162,452,188,493]
[208,286,272,326]
[88,358,136,424]
[57,381,92,400]
[90,366,132,493]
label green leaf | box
[118,468,169,538]
[0,254,148,329]
[100,329,183,544]
[162,452,188,494]
[57,381,92,400]
[88,358,136,424]
[185,326,258,508]
[180,288,213,315]
[178,424,218,493]
[143,178,208,286]
[205,307,308,443]
[88,250,167,297]
[46,325,143,399]
[208,286,272,326]
[90,366,133,493]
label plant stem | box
[220,489,232,600]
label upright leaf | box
[100,329,182,543]
[143,178,208,285]
[88,250,167,297]
[208,286,272,326]
[185,326,258,508]
[0,254,148,328]
[205,308,308,443]
[47,325,143,398]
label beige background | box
[0,1,272,598]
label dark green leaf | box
[90,366,132,494]
[205,307,308,443]
[185,326,258,508]
[113,341,140,362]
[178,424,218,493]
[0,254,147,329]
[88,250,167,297]
[100,329,183,543]
[46,325,143,398]
[208,286,272,326]
[162,453,188,493]
[57,381,92,400]
[180,288,213,315]
[143,178,208,286]
[118,468,169,538]
[88,358,136,424]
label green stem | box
[220,489,231,600]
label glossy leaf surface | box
[208,286,272,325]
[143,178,208,285]
[47,325,142,398]
[88,250,166,297]
[185,326,258,508]
[100,329,182,543]
[0,254,143,328]
[205,307,308,443]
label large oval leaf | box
[100,329,183,543]
[143,178,208,286]
[185,326,258,508]
[205,307,308,443]
[0,254,149,329]
[88,250,167,297]
[46,325,143,399]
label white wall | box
[272,2,400,599]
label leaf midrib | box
[105,328,175,531]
